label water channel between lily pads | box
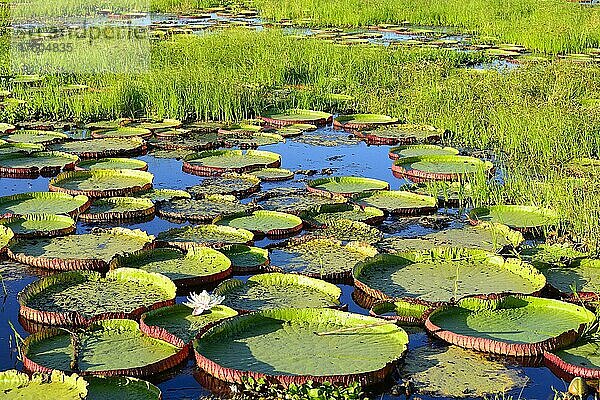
[0,126,564,399]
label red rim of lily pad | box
[354,125,443,146]
[0,151,78,177]
[0,192,91,218]
[333,114,398,131]
[79,197,156,222]
[259,109,333,127]
[543,346,600,380]
[1,213,76,238]
[51,138,147,159]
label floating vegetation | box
[157,224,254,250]
[111,247,232,287]
[0,214,75,238]
[0,142,44,155]
[136,188,191,203]
[80,197,156,222]
[250,168,294,181]
[187,173,261,198]
[259,109,333,127]
[149,132,221,152]
[214,273,341,311]
[359,124,443,146]
[85,376,162,400]
[519,243,588,268]
[270,237,378,281]
[91,127,152,140]
[539,258,600,298]
[194,308,408,385]
[425,295,595,356]
[333,114,398,131]
[2,130,68,145]
[50,138,146,159]
[216,210,303,237]
[137,119,182,132]
[23,319,187,377]
[18,268,176,326]
[220,132,284,148]
[353,248,546,304]
[257,188,347,215]
[545,337,600,380]
[0,192,90,217]
[409,181,474,207]
[0,369,87,399]
[354,190,437,215]
[76,158,148,171]
[219,244,270,274]
[370,299,430,325]
[311,219,384,243]
[0,151,78,177]
[303,203,385,226]
[307,176,389,197]
[0,225,14,253]
[469,205,559,232]
[388,144,458,160]
[392,155,493,182]
[49,170,154,198]
[183,150,281,176]
[157,195,256,223]
[8,228,154,271]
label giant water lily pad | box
[91,127,152,139]
[76,158,148,171]
[2,130,68,145]
[0,142,44,155]
[220,132,284,148]
[217,210,303,237]
[539,258,600,296]
[157,224,253,250]
[425,296,595,356]
[137,119,182,132]
[135,188,191,203]
[141,304,238,344]
[23,319,186,377]
[8,228,154,271]
[49,170,154,197]
[149,132,221,152]
[392,155,493,182]
[307,176,389,197]
[250,168,294,181]
[219,244,270,274]
[157,195,255,223]
[85,376,162,400]
[51,138,146,159]
[354,190,437,215]
[333,114,398,131]
[259,109,333,127]
[545,337,600,379]
[0,123,15,133]
[0,151,78,176]
[359,124,443,145]
[80,197,155,222]
[520,244,588,268]
[469,205,559,231]
[0,225,14,253]
[257,188,347,215]
[388,144,458,160]
[187,173,260,198]
[0,369,87,399]
[410,181,474,206]
[312,219,383,244]
[0,192,90,217]
[270,237,378,281]
[183,150,281,176]
[303,203,385,226]
[369,299,430,325]
[402,346,527,398]
[194,308,408,385]
[1,214,75,238]
[214,273,341,311]
[18,268,176,326]
[112,247,231,286]
[353,248,546,304]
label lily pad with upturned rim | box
[354,190,437,216]
[538,258,600,299]
[135,188,191,203]
[50,138,146,159]
[353,248,546,305]
[357,124,443,145]
[1,214,75,238]
[388,144,458,160]
[49,170,154,198]
[259,109,333,127]
[220,132,284,148]
[392,155,493,182]
[80,197,155,222]
[0,151,78,177]
[256,188,347,215]
[194,308,409,386]
[369,299,430,325]
[0,225,14,253]
[157,224,254,250]
[250,168,294,182]
[18,268,176,327]
[468,205,559,232]
[23,319,187,377]
[91,127,152,140]
[187,173,260,198]
[544,337,600,380]
[2,130,68,145]
[76,158,148,171]
[183,150,281,176]
[0,192,90,217]
[333,114,398,131]
[137,119,182,132]
[302,203,385,226]
[307,176,389,197]
[7,227,154,271]
[156,195,256,223]
[0,142,44,155]
[85,375,162,400]
[425,295,595,357]
[214,273,341,312]
[219,244,270,274]
[110,246,232,287]
[216,210,303,237]
[311,219,383,244]
[0,369,88,399]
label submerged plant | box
[183,290,225,316]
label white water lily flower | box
[183,290,225,316]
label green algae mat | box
[187,173,260,198]
[49,170,154,198]
[307,176,389,197]
[194,308,408,385]
[353,248,545,304]
[214,273,341,311]
[23,319,186,377]
[0,370,87,399]
[392,155,493,182]
[18,268,176,326]
[469,205,559,231]
[112,246,232,286]
[0,192,90,217]
[354,190,437,215]
[426,296,595,356]
[157,224,254,250]
[216,210,303,237]
[1,213,75,237]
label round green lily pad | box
[353,248,546,304]
[194,308,408,385]
[275,126,304,138]
[388,144,458,160]
[0,225,14,253]
[520,244,588,269]
[370,299,430,325]
[80,197,155,222]
[359,124,443,145]
[307,176,389,197]
[220,132,284,148]
[270,237,378,281]
[183,150,281,176]
[333,114,398,131]
[187,173,260,198]
[50,138,146,159]
[157,195,256,223]
[18,268,176,326]
[0,192,90,217]
[425,296,595,356]
[49,170,154,197]
[111,246,232,287]
[0,142,44,155]
[91,127,152,139]
[135,188,191,203]
[250,168,294,182]
[157,224,254,250]
[149,132,221,152]
[0,123,15,133]
[2,130,68,145]
[392,155,493,182]
[303,203,385,226]
[539,258,600,297]
[85,376,162,400]
[0,369,87,399]
[23,319,186,377]
[259,109,333,127]
[0,151,78,176]
[214,273,341,312]
[141,304,238,344]
[257,188,347,215]
[217,210,303,237]
[219,244,270,274]
[545,337,600,380]
[8,227,154,271]
[137,119,182,132]
[1,214,75,238]
[354,190,437,215]
[76,158,148,171]
[469,205,559,231]
[84,120,128,131]
[312,219,383,244]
